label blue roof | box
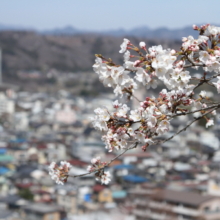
[0,167,10,175]
[112,191,127,198]
[0,148,6,154]
[123,175,148,183]
[84,194,91,202]
[114,164,134,170]
[10,138,27,143]
[0,155,14,162]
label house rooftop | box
[22,203,62,214]
[154,189,217,207]
[0,209,16,219]
[131,189,219,207]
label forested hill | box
[0,31,181,76]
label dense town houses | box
[0,81,219,220]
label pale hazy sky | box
[0,0,219,30]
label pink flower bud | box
[142,144,149,152]
[182,37,187,42]
[134,60,141,67]
[139,42,146,49]
[193,25,198,30]
[171,49,176,55]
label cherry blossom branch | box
[183,62,205,68]
[130,93,141,102]
[68,142,139,178]
[168,103,220,118]
[183,52,205,68]
[154,107,218,145]
[80,105,219,175]
[49,24,220,185]
[193,73,220,91]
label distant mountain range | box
[41,25,199,40]
[0,23,202,40]
[0,24,33,31]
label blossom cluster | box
[91,87,197,153]
[48,161,72,185]
[49,24,220,185]
[87,156,111,185]
[91,25,220,158]
[93,24,220,97]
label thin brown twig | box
[154,107,218,145]
[131,93,141,102]
[184,53,205,68]
[193,73,220,91]
[69,142,139,178]
[168,103,220,118]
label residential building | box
[21,203,62,220]
[129,188,220,220]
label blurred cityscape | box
[0,27,220,220]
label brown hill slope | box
[0,31,181,76]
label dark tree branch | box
[154,107,218,145]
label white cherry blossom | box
[200,91,206,98]
[100,171,111,185]
[119,38,130,53]
[129,110,142,122]
[204,25,220,36]
[147,116,157,128]
[206,119,214,128]
[139,41,146,48]
[156,120,170,135]
[124,50,130,62]
[213,76,220,93]
[116,104,130,117]
[135,68,151,85]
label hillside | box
[0,31,181,77]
